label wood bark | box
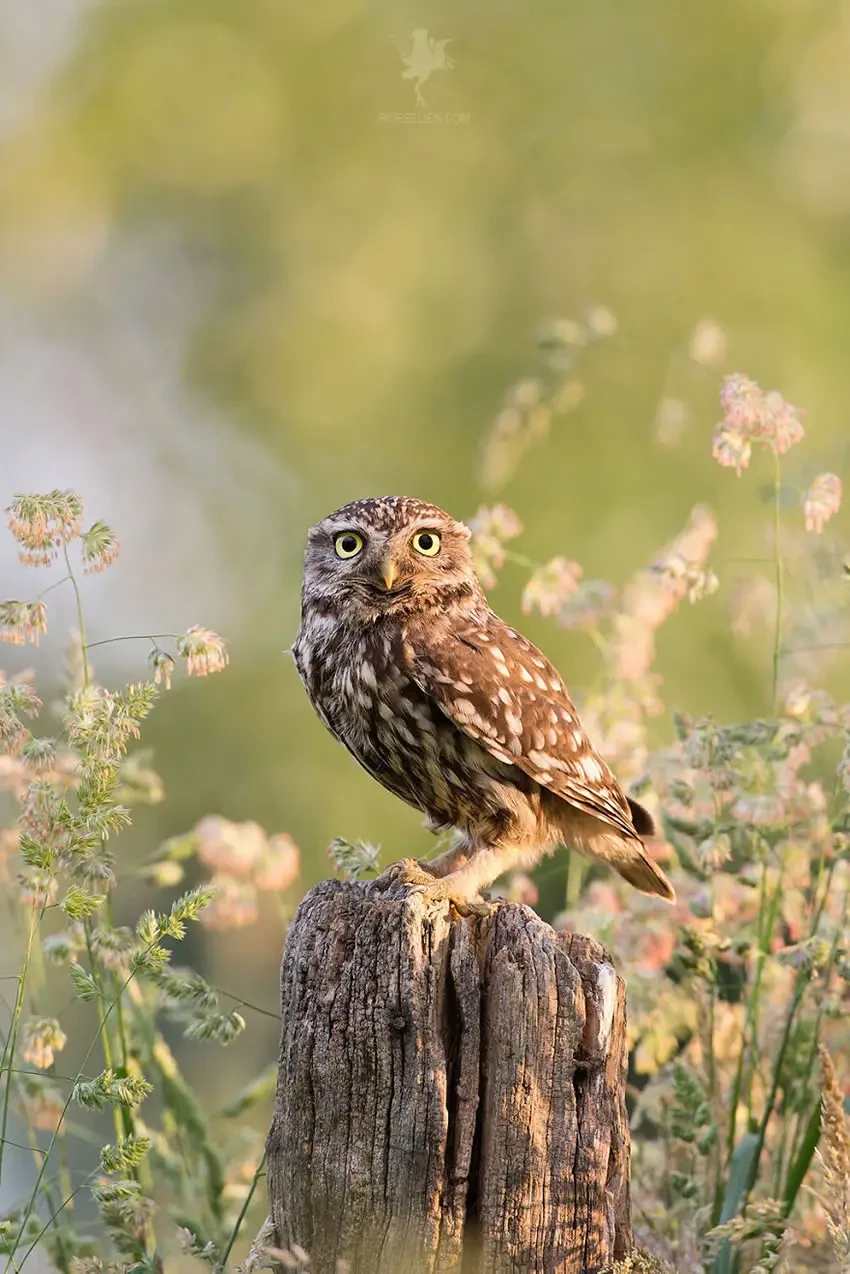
[266,878,633,1273]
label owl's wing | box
[405,613,640,842]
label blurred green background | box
[1,0,849,1082]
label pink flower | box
[21,1017,67,1070]
[712,425,752,475]
[803,473,842,534]
[731,792,786,827]
[467,505,523,588]
[0,600,47,646]
[521,557,583,618]
[177,626,229,677]
[80,521,120,574]
[610,506,717,681]
[720,374,764,432]
[195,817,266,879]
[200,876,259,930]
[713,375,804,473]
[6,490,83,566]
[763,390,805,454]
[557,580,617,631]
[255,833,300,892]
[148,647,175,690]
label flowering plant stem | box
[771,450,784,711]
[65,542,142,1161]
[7,944,160,1270]
[0,908,37,1192]
[61,543,90,689]
[216,1150,267,1270]
[81,920,125,1150]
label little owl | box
[293,496,675,907]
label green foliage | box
[72,1071,152,1112]
[498,374,850,1271]
[99,1134,152,1174]
[61,885,106,921]
[0,495,283,1270]
[1,350,848,1273]
[601,1255,678,1274]
[327,835,381,880]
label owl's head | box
[301,496,481,617]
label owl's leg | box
[425,845,524,902]
[425,835,475,878]
[373,846,524,915]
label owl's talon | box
[448,896,495,919]
[372,858,436,894]
[371,859,492,917]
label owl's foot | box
[372,858,494,918]
[373,857,436,890]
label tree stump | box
[266,878,633,1274]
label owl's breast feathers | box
[292,606,534,830]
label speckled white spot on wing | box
[504,710,524,736]
[452,698,477,722]
[581,756,604,781]
[528,750,567,772]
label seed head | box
[6,490,83,565]
[21,1016,67,1070]
[0,600,47,646]
[80,521,120,574]
[177,626,229,677]
[803,473,842,534]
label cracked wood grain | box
[266,879,632,1273]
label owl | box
[293,496,675,908]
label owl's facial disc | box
[375,524,445,593]
[303,497,483,617]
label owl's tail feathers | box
[613,843,676,902]
[620,798,676,900]
[626,796,655,837]
[559,803,676,901]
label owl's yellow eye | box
[412,530,441,557]
[334,531,364,559]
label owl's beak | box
[379,556,398,591]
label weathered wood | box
[266,878,633,1273]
